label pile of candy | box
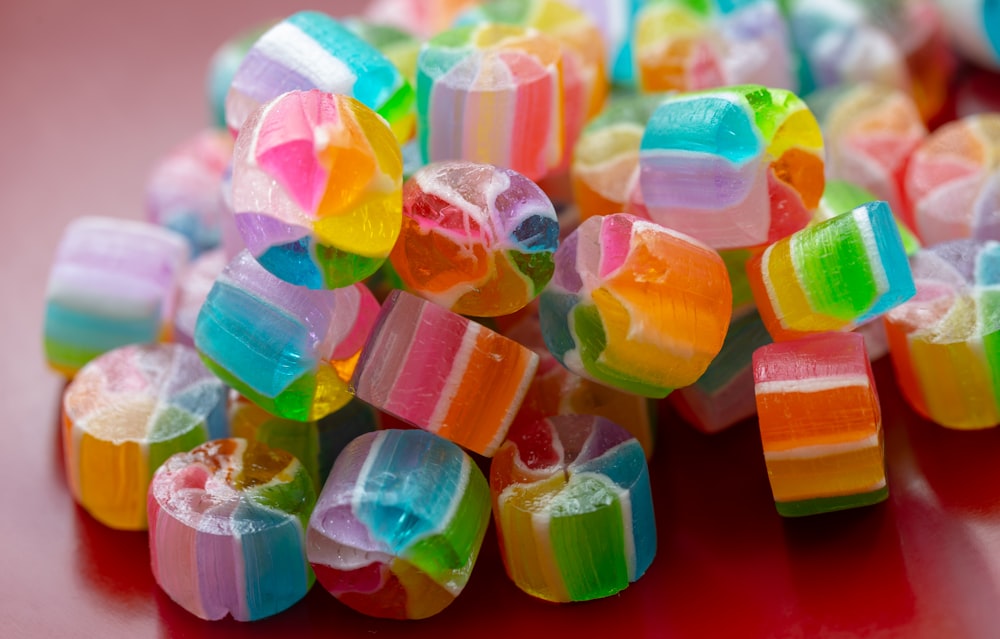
[43,0,1000,623]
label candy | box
[539,213,732,398]
[63,343,228,530]
[753,332,887,517]
[364,0,480,39]
[934,0,1000,70]
[231,90,403,289]
[44,217,189,376]
[885,240,1000,429]
[225,11,415,142]
[307,429,491,619]
[815,181,921,257]
[903,114,1000,245]
[343,18,421,85]
[195,250,379,421]
[639,85,824,249]
[206,23,269,130]
[173,249,227,348]
[352,290,539,456]
[148,438,316,621]
[390,161,559,316]
[747,200,916,341]
[491,414,656,602]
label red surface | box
[4,2,1000,637]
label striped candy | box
[307,430,491,619]
[753,332,887,517]
[173,249,227,348]
[491,415,656,602]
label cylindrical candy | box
[231,90,403,289]
[490,414,656,602]
[173,249,227,348]
[195,251,379,422]
[206,23,269,129]
[63,344,228,530]
[148,438,316,621]
[390,161,559,316]
[539,213,732,398]
[307,429,491,619]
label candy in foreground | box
[44,217,189,376]
[491,415,656,602]
[391,161,559,316]
[539,213,731,397]
[149,438,316,621]
[231,90,403,289]
[753,332,887,517]
[307,429,491,619]
[639,85,824,249]
[747,200,915,341]
[352,290,538,456]
[63,344,227,530]
[885,240,1000,429]
[195,251,379,421]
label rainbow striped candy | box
[754,332,887,517]
[307,429,491,619]
[491,414,656,602]
[364,0,480,38]
[747,200,916,341]
[173,249,227,348]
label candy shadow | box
[71,503,156,611]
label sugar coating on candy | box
[416,23,565,182]
[307,429,491,620]
[904,114,1000,245]
[231,90,403,289]
[44,217,190,377]
[225,11,415,142]
[539,213,732,398]
[206,23,269,130]
[747,200,916,341]
[195,250,379,422]
[148,438,316,621]
[63,344,228,530]
[639,85,825,249]
[753,332,887,517]
[816,181,921,257]
[490,414,656,602]
[885,239,1000,429]
[352,290,539,456]
[390,161,559,316]
[633,0,794,93]
[935,0,1000,70]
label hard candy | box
[173,249,227,348]
[933,0,1000,70]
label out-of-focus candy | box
[816,181,921,256]
[44,217,189,376]
[173,249,227,348]
[352,290,539,456]
[747,201,915,341]
[364,0,480,39]
[753,332,887,517]
[634,0,794,93]
[491,414,656,602]
[231,90,403,289]
[416,23,564,182]
[390,161,559,317]
[307,429,491,619]
[206,23,269,129]
[225,11,415,142]
[344,18,421,85]
[195,251,379,422]
[539,213,732,398]
[148,438,316,621]
[885,240,1000,429]
[63,344,228,530]
[903,114,1000,245]
[934,0,1000,70]
[639,85,824,249]
[562,0,636,86]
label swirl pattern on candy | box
[639,85,825,249]
[816,181,921,257]
[307,429,491,619]
[491,414,656,602]
[195,250,379,422]
[747,200,916,341]
[44,217,190,377]
[63,344,228,530]
[148,438,316,621]
[390,161,559,317]
[885,240,1000,430]
[225,11,415,142]
[173,249,227,348]
[753,332,887,517]
[352,290,539,456]
[231,90,403,289]
[539,213,732,398]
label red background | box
[3,1,1000,637]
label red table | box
[3,2,1000,637]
